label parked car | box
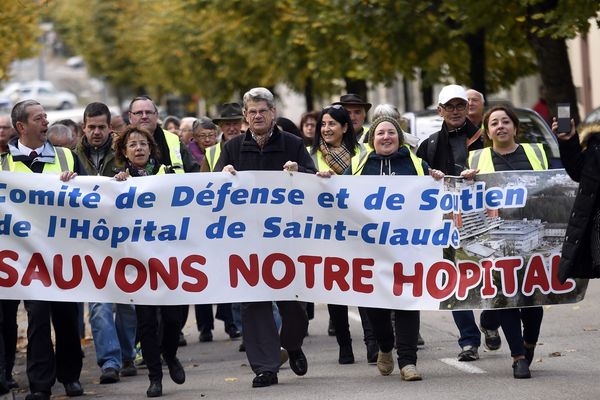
[1,81,77,110]
[402,107,562,168]
[584,106,600,124]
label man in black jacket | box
[416,85,483,362]
[216,87,315,388]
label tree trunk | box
[420,70,433,108]
[465,28,486,97]
[344,78,368,103]
[304,76,314,111]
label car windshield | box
[513,108,559,160]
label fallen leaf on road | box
[225,377,238,382]
[583,327,598,331]
[572,305,580,310]
[549,352,562,357]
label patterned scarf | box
[251,131,272,149]
[319,136,352,175]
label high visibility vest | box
[1,146,74,173]
[205,143,222,172]
[162,129,184,173]
[309,144,368,174]
[350,144,425,176]
[357,126,369,144]
[468,143,548,172]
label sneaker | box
[338,344,354,365]
[480,326,501,351]
[400,364,422,381]
[199,329,213,343]
[120,360,137,377]
[99,368,119,384]
[458,345,479,361]
[376,350,394,376]
[225,324,242,340]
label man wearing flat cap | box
[333,93,371,143]
[201,103,244,172]
[416,84,483,363]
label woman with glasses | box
[311,105,379,365]
[333,116,442,381]
[113,125,187,397]
[299,111,319,146]
[187,117,218,165]
[468,105,548,379]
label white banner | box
[0,170,583,309]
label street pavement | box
[7,281,600,400]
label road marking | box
[439,358,487,374]
[348,310,361,322]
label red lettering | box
[114,258,146,293]
[21,253,51,287]
[324,257,350,291]
[262,253,295,289]
[352,258,374,293]
[0,250,19,287]
[53,255,83,289]
[494,257,523,297]
[148,257,179,290]
[393,262,423,297]
[550,254,575,293]
[229,254,259,287]
[181,255,208,292]
[522,254,551,295]
[480,259,497,298]
[456,261,481,300]
[426,261,456,300]
[84,255,113,289]
[298,255,322,289]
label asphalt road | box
[7,281,600,400]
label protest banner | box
[0,169,585,309]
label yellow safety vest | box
[350,144,425,176]
[468,143,548,172]
[309,144,368,174]
[205,143,222,172]
[1,146,74,173]
[162,129,184,174]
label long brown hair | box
[112,125,160,165]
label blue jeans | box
[89,303,137,371]
[452,310,481,348]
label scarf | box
[319,136,352,175]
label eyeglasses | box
[130,110,157,117]
[195,133,217,139]
[441,103,467,112]
[246,109,271,118]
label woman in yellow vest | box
[336,116,442,381]
[311,104,381,365]
[470,105,547,379]
[112,125,185,397]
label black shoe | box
[100,367,120,384]
[25,392,51,400]
[239,342,246,352]
[0,373,8,394]
[366,341,379,364]
[146,380,162,397]
[524,344,536,365]
[328,319,336,336]
[6,377,18,390]
[252,371,278,388]
[513,358,531,379]
[288,348,308,376]
[166,357,186,384]
[480,325,502,351]
[339,344,355,364]
[178,332,187,347]
[417,333,425,346]
[199,329,213,342]
[225,324,242,339]
[121,360,138,377]
[64,381,84,397]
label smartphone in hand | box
[557,103,571,133]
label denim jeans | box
[452,310,481,348]
[89,303,137,371]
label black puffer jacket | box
[558,123,600,283]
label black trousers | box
[480,307,543,357]
[366,308,419,368]
[194,303,233,331]
[136,305,186,381]
[24,300,82,393]
[327,305,375,347]
[0,300,19,379]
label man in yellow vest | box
[4,100,86,400]
[127,96,199,173]
[333,94,371,143]
[201,103,245,172]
